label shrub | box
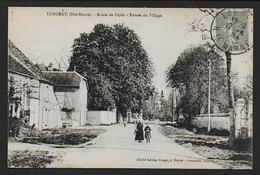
[8,150,57,168]
[8,117,23,137]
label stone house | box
[43,71,88,127]
[8,41,61,129]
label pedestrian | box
[123,119,127,127]
[144,123,152,143]
[134,120,144,143]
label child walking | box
[144,123,151,143]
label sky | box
[8,7,253,96]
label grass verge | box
[159,125,252,169]
[21,128,106,145]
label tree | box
[159,94,172,121]
[166,44,229,122]
[233,74,253,100]
[8,76,32,137]
[68,24,154,118]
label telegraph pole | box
[171,88,174,123]
[207,59,211,132]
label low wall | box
[191,113,230,131]
[87,111,116,125]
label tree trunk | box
[225,51,235,147]
[226,52,235,108]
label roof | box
[8,40,52,84]
[35,63,48,71]
[8,40,43,78]
[43,71,86,88]
[8,55,37,79]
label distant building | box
[43,71,88,127]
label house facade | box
[8,41,41,125]
[8,41,61,130]
[43,71,88,127]
[38,80,61,129]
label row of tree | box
[166,43,252,122]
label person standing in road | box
[134,120,144,143]
[144,123,152,143]
[123,119,127,127]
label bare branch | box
[61,57,69,69]
[188,8,218,38]
[199,8,215,18]
[188,19,210,33]
[53,58,62,70]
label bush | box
[233,138,253,152]
[19,126,44,138]
[191,127,230,136]
[36,133,95,145]
[8,117,23,137]
[21,128,105,145]
[64,133,88,145]
[8,150,57,168]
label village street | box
[39,124,221,169]
[6,7,254,171]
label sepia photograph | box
[7,7,253,169]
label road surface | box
[46,124,222,169]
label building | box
[38,79,61,129]
[43,71,88,127]
[8,45,40,124]
[8,40,61,129]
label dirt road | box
[46,124,221,168]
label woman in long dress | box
[135,120,144,142]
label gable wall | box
[39,83,61,129]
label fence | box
[87,111,116,125]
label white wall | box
[78,79,87,126]
[8,72,41,128]
[87,111,116,125]
[53,78,87,127]
[29,98,39,128]
[247,100,253,138]
[39,83,61,129]
[192,98,253,139]
[191,115,230,131]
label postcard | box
[8,7,253,169]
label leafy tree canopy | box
[166,44,229,118]
[233,74,253,100]
[68,24,154,116]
